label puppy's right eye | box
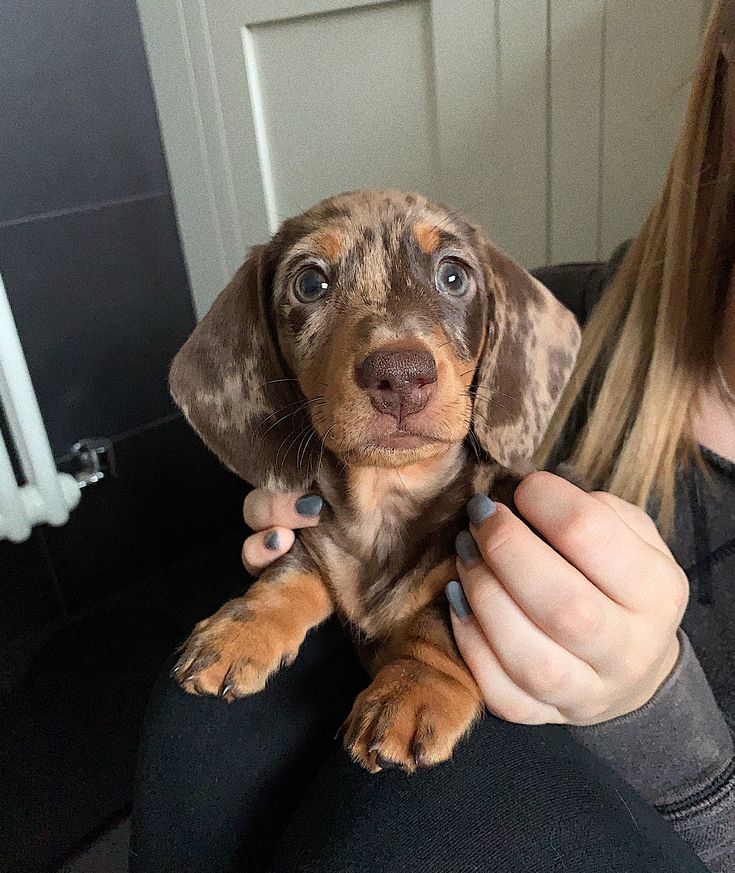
[294,268,330,303]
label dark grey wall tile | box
[0,195,195,455]
[0,2,211,861]
[42,416,246,613]
[0,0,169,223]
[0,533,63,654]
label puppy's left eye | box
[435,260,469,297]
[294,267,330,303]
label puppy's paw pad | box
[219,657,274,699]
[172,649,227,697]
[171,602,280,699]
[171,646,224,696]
[343,664,479,773]
[346,701,447,773]
[174,643,276,699]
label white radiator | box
[0,271,81,543]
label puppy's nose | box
[356,348,437,420]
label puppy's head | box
[170,190,580,490]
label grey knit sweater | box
[534,255,735,872]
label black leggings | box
[130,618,705,873]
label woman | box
[130,2,735,870]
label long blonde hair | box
[540,0,735,530]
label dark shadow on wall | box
[0,3,247,869]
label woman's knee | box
[272,715,704,873]
[130,618,367,873]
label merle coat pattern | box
[169,190,581,772]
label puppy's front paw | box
[172,599,296,700]
[343,660,481,773]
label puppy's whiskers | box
[274,396,330,474]
[467,429,482,462]
[430,209,462,235]
[256,396,325,440]
[254,400,310,437]
[493,388,521,402]
[316,424,338,479]
[297,422,320,470]
[275,421,313,473]
[465,387,519,415]
[471,404,517,431]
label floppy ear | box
[169,245,318,491]
[472,244,581,471]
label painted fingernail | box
[467,494,496,525]
[295,494,323,517]
[455,530,481,566]
[264,530,280,551]
[446,580,473,620]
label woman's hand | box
[241,490,322,575]
[447,471,689,726]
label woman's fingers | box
[446,589,564,724]
[455,558,601,709]
[452,481,688,726]
[241,489,323,576]
[512,472,683,611]
[589,491,673,557]
[242,527,295,575]
[462,501,617,665]
[243,489,322,531]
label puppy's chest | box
[344,487,425,563]
[302,458,499,637]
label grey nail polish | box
[467,494,496,526]
[446,580,473,620]
[455,530,481,566]
[264,530,280,551]
[295,494,323,517]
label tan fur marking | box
[302,320,479,470]
[413,221,441,254]
[344,603,482,772]
[365,558,457,634]
[177,570,333,699]
[311,229,345,262]
[408,558,456,609]
[347,456,459,521]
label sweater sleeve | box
[567,632,735,872]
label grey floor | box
[60,817,130,873]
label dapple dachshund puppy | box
[169,189,580,773]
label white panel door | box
[138,0,548,316]
[138,0,707,317]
